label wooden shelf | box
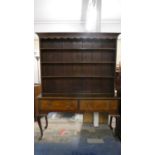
[41,92,115,98]
[41,48,115,50]
[41,62,115,64]
[42,76,114,78]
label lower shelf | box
[41,93,114,97]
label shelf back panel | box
[38,33,119,97]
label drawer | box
[39,100,78,112]
[79,100,119,112]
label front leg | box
[44,115,48,129]
[37,116,43,140]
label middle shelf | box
[42,76,115,78]
[41,61,115,64]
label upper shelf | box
[41,61,115,64]
[40,48,115,50]
[42,76,115,78]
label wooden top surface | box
[37,93,121,100]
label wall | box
[34,0,121,32]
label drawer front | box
[79,100,119,112]
[39,100,78,112]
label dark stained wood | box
[34,84,41,120]
[36,33,121,139]
[34,84,48,138]
[44,116,48,129]
[38,33,119,97]
[38,32,119,40]
[37,116,43,140]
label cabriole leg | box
[37,116,43,140]
[45,115,48,129]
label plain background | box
[0,0,155,155]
